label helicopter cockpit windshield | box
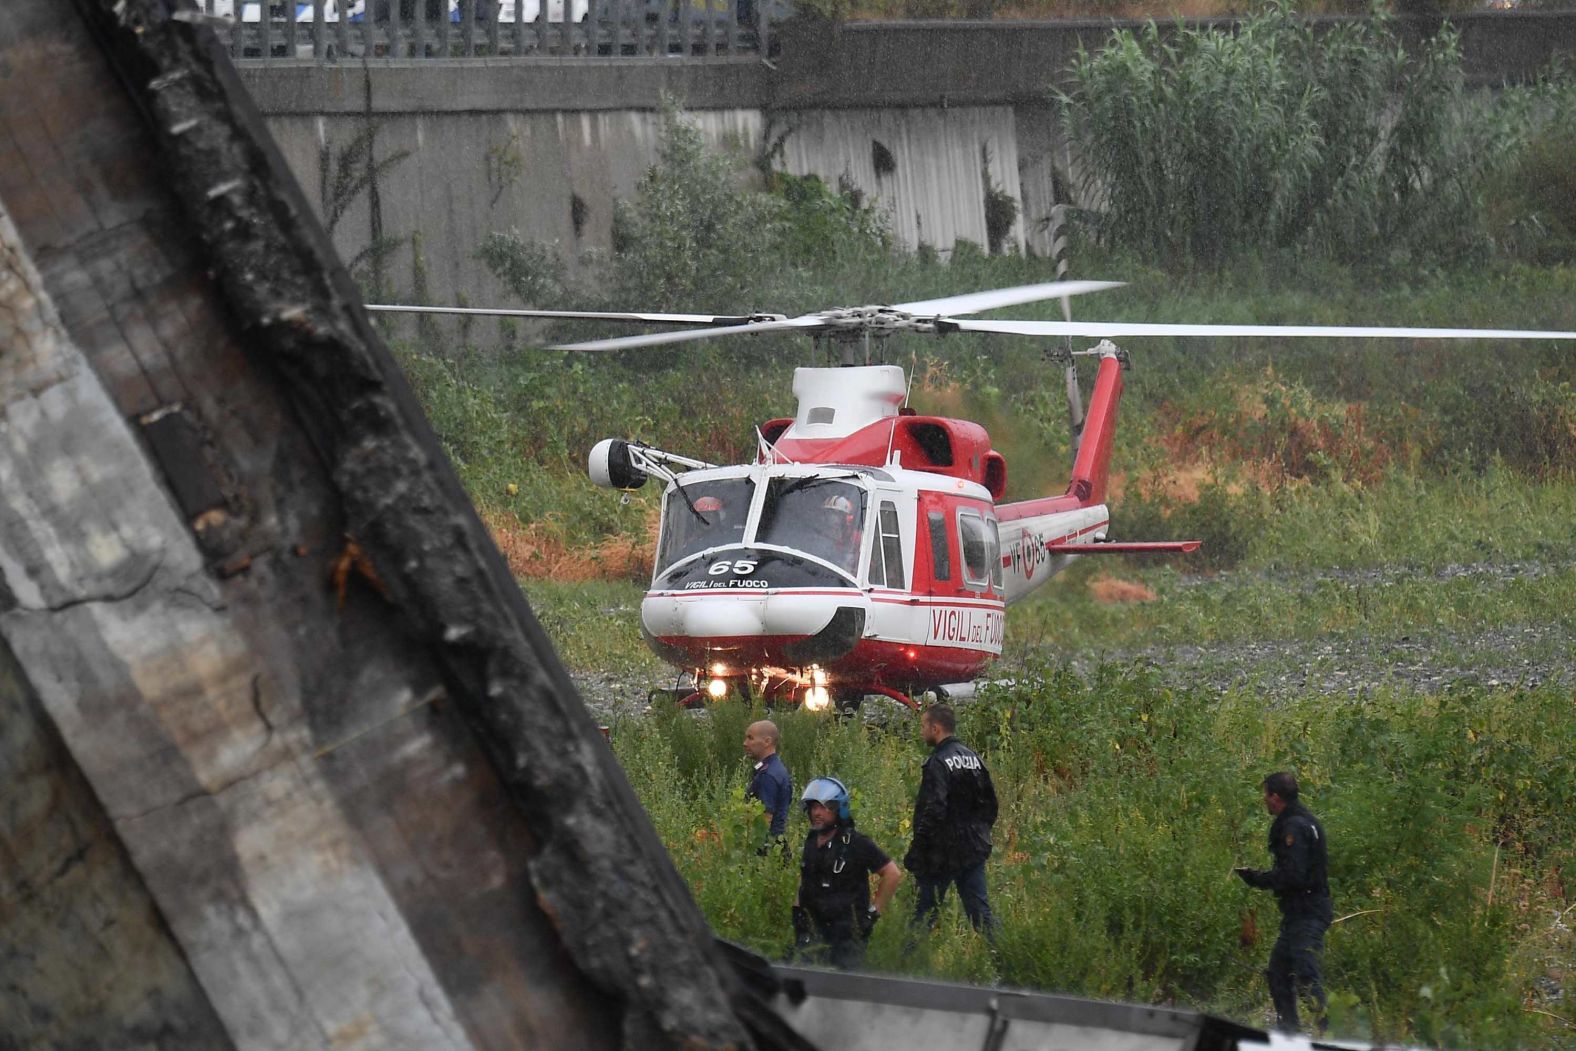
[756,476,867,578]
[656,477,754,572]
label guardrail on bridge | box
[198,0,784,62]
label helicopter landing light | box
[710,662,727,677]
[803,686,832,711]
[707,677,729,700]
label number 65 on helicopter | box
[370,281,1576,713]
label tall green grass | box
[611,674,1576,1047]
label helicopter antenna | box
[1064,355,1086,462]
[756,426,793,465]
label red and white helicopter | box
[370,284,1576,711]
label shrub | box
[764,170,893,269]
[475,230,565,307]
[1489,124,1576,266]
[609,105,789,311]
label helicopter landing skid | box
[845,685,921,712]
[647,681,921,712]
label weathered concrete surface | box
[263,99,1026,316]
[265,104,770,318]
[247,56,776,114]
[258,100,1027,318]
[771,105,1025,254]
[0,631,237,1050]
[1,0,785,1046]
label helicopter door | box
[867,496,912,591]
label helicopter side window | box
[958,510,991,591]
[656,477,754,574]
[927,511,950,582]
[987,517,1003,591]
[757,477,866,578]
[870,500,905,589]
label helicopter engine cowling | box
[588,438,647,490]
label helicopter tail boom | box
[1067,343,1126,506]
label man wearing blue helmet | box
[791,776,903,969]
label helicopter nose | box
[682,597,766,638]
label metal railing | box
[203,0,784,61]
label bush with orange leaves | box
[1146,368,1414,494]
[484,507,658,582]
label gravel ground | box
[1061,622,1576,700]
[1125,560,1576,699]
[571,669,669,724]
[567,560,1576,719]
[568,624,1576,722]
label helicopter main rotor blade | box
[946,319,1576,341]
[366,304,774,326]
[894,280,1125,318]
[550,314,830,352]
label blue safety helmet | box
[801,776,851,821]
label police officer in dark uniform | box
[904,703,998,936]
[1236,771,1332,1034]
[792,777,903,969]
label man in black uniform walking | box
[904,703,998,936]
[792,777,903,969]
[1237,771,1333,1034]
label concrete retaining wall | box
[238,14,1576,316]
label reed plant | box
[1060,2,1576,268]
